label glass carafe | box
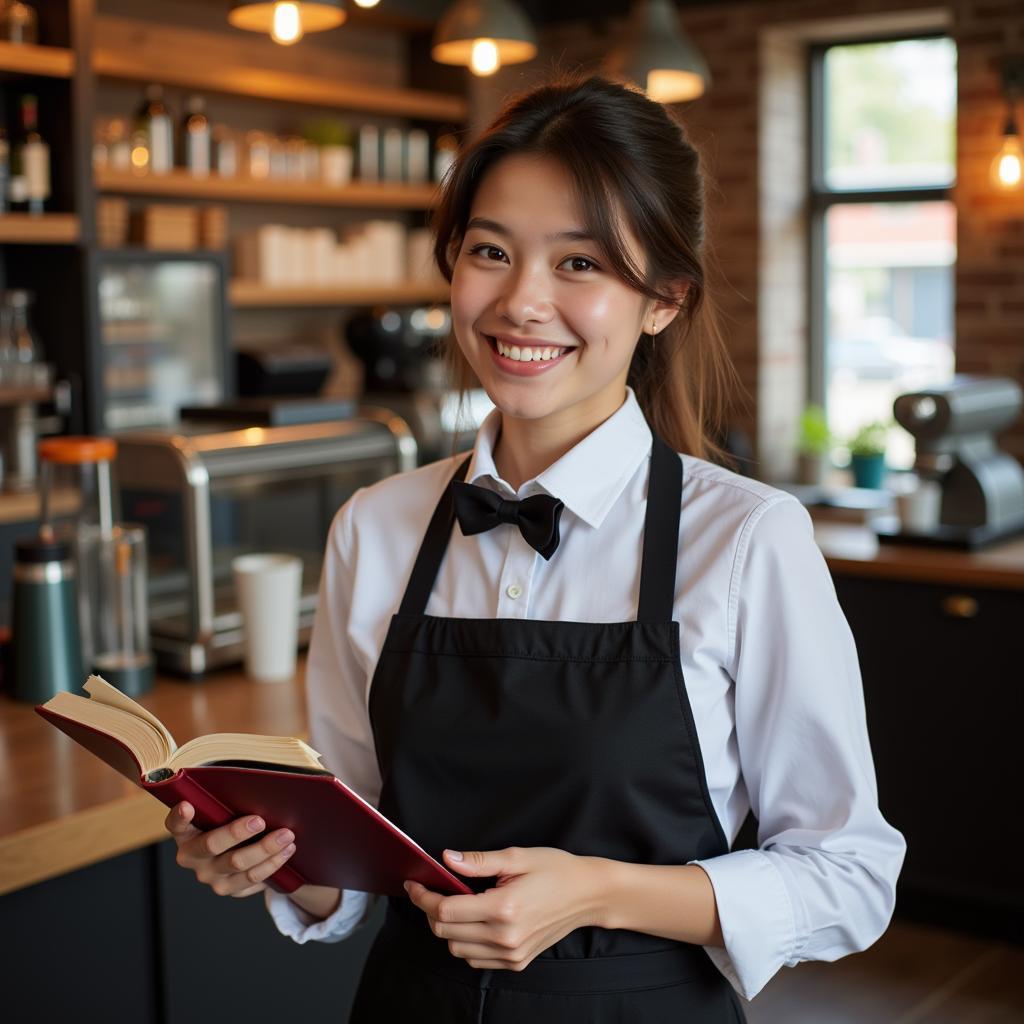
[38,436,154,696]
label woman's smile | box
[482,332,578,376]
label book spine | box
[147,771,306,895]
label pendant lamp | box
[432,0,537,77]
[991,57,1024,191]
[603,0,710,103]
[228,1,346,46]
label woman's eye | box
[560,255,598,273]
[468,243,507,262]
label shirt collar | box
[464,387,653,530]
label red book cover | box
[35,706,472,897]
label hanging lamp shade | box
[228,1,346,35]
[432,0,537,71]
[604,0,710,103]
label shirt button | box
[505,583,523,600]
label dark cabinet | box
[833,574,1023,941]
[2,841,384,1023]
[155,840,382,1024]
[4,849,159,1024]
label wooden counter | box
[811,518,1024,590]
[0,663,310,896]
[2,521,1023,897]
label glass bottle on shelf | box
[212,123,238,177]
[16,94,50,215]
[92,119,109,173]
[135,84,173,175]
[245,130,270,179]
[107,118,132,172]
[7,289,39,380]
[181,95,211,177]
[0,294,18,380]
[0,125,9,213]
[3,1,38,45]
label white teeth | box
[493,338,567,361]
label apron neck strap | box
[397,432,683,623]
[398,452,472,615]
[636,433,683,624]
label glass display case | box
[96,252,230,431]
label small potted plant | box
[848,420,890,489]
[796,404,833,486]
[302,119,354,186]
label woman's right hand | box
[164,800,297,898]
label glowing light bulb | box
[992,132,1023,190]
[271,2,304,45]
[470,38,500,76]
[352,0,380,6]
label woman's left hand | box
[405,847,608,971]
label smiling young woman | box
[164,73,905,1024]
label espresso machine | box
[878,375,1024,549]
[346,305,492,464]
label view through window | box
[814,36,957,470]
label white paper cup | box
[896,480,942,534]
[232,553,303,682]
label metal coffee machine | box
[346,305,492,464]
[883,375,1024,549]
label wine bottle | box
[136,84,173,175]
[181,95,211,177]
[18,95,50,215]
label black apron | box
[350,434,747,1023]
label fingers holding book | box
[165,800,297,898]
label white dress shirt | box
[266,386,906,1001]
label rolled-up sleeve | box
[265,491,384,945]
[693,496,906,999]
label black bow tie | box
[452,481,565,560]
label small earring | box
[650,317,658,337]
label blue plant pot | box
[850,453,886,489]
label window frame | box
[806,31,956,410]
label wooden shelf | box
[0,40,74,78]
[0,213,80,244]
[230,280,450,308]
[96,168,440,209]
[93,49,467,123]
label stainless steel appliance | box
[115,409,416,676]
[346,305,492,463]
[877,374,1024,548]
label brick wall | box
[953,0,1024,460]
[472,1,1024,476]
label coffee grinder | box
[878,375,1024,549]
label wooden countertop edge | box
[823,553,1024,590]
[0,792,168,896]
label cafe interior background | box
[1,0,1022,1021]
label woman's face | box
[450,154,674,432]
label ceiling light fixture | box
[603,0,710,103]
[432,0,537,78]
[228,1,346,47]
[992,57,1024,191]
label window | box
[809,36,957,470]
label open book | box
[36,676,472,898]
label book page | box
[170,733,327,773]
[84,675,177,755]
